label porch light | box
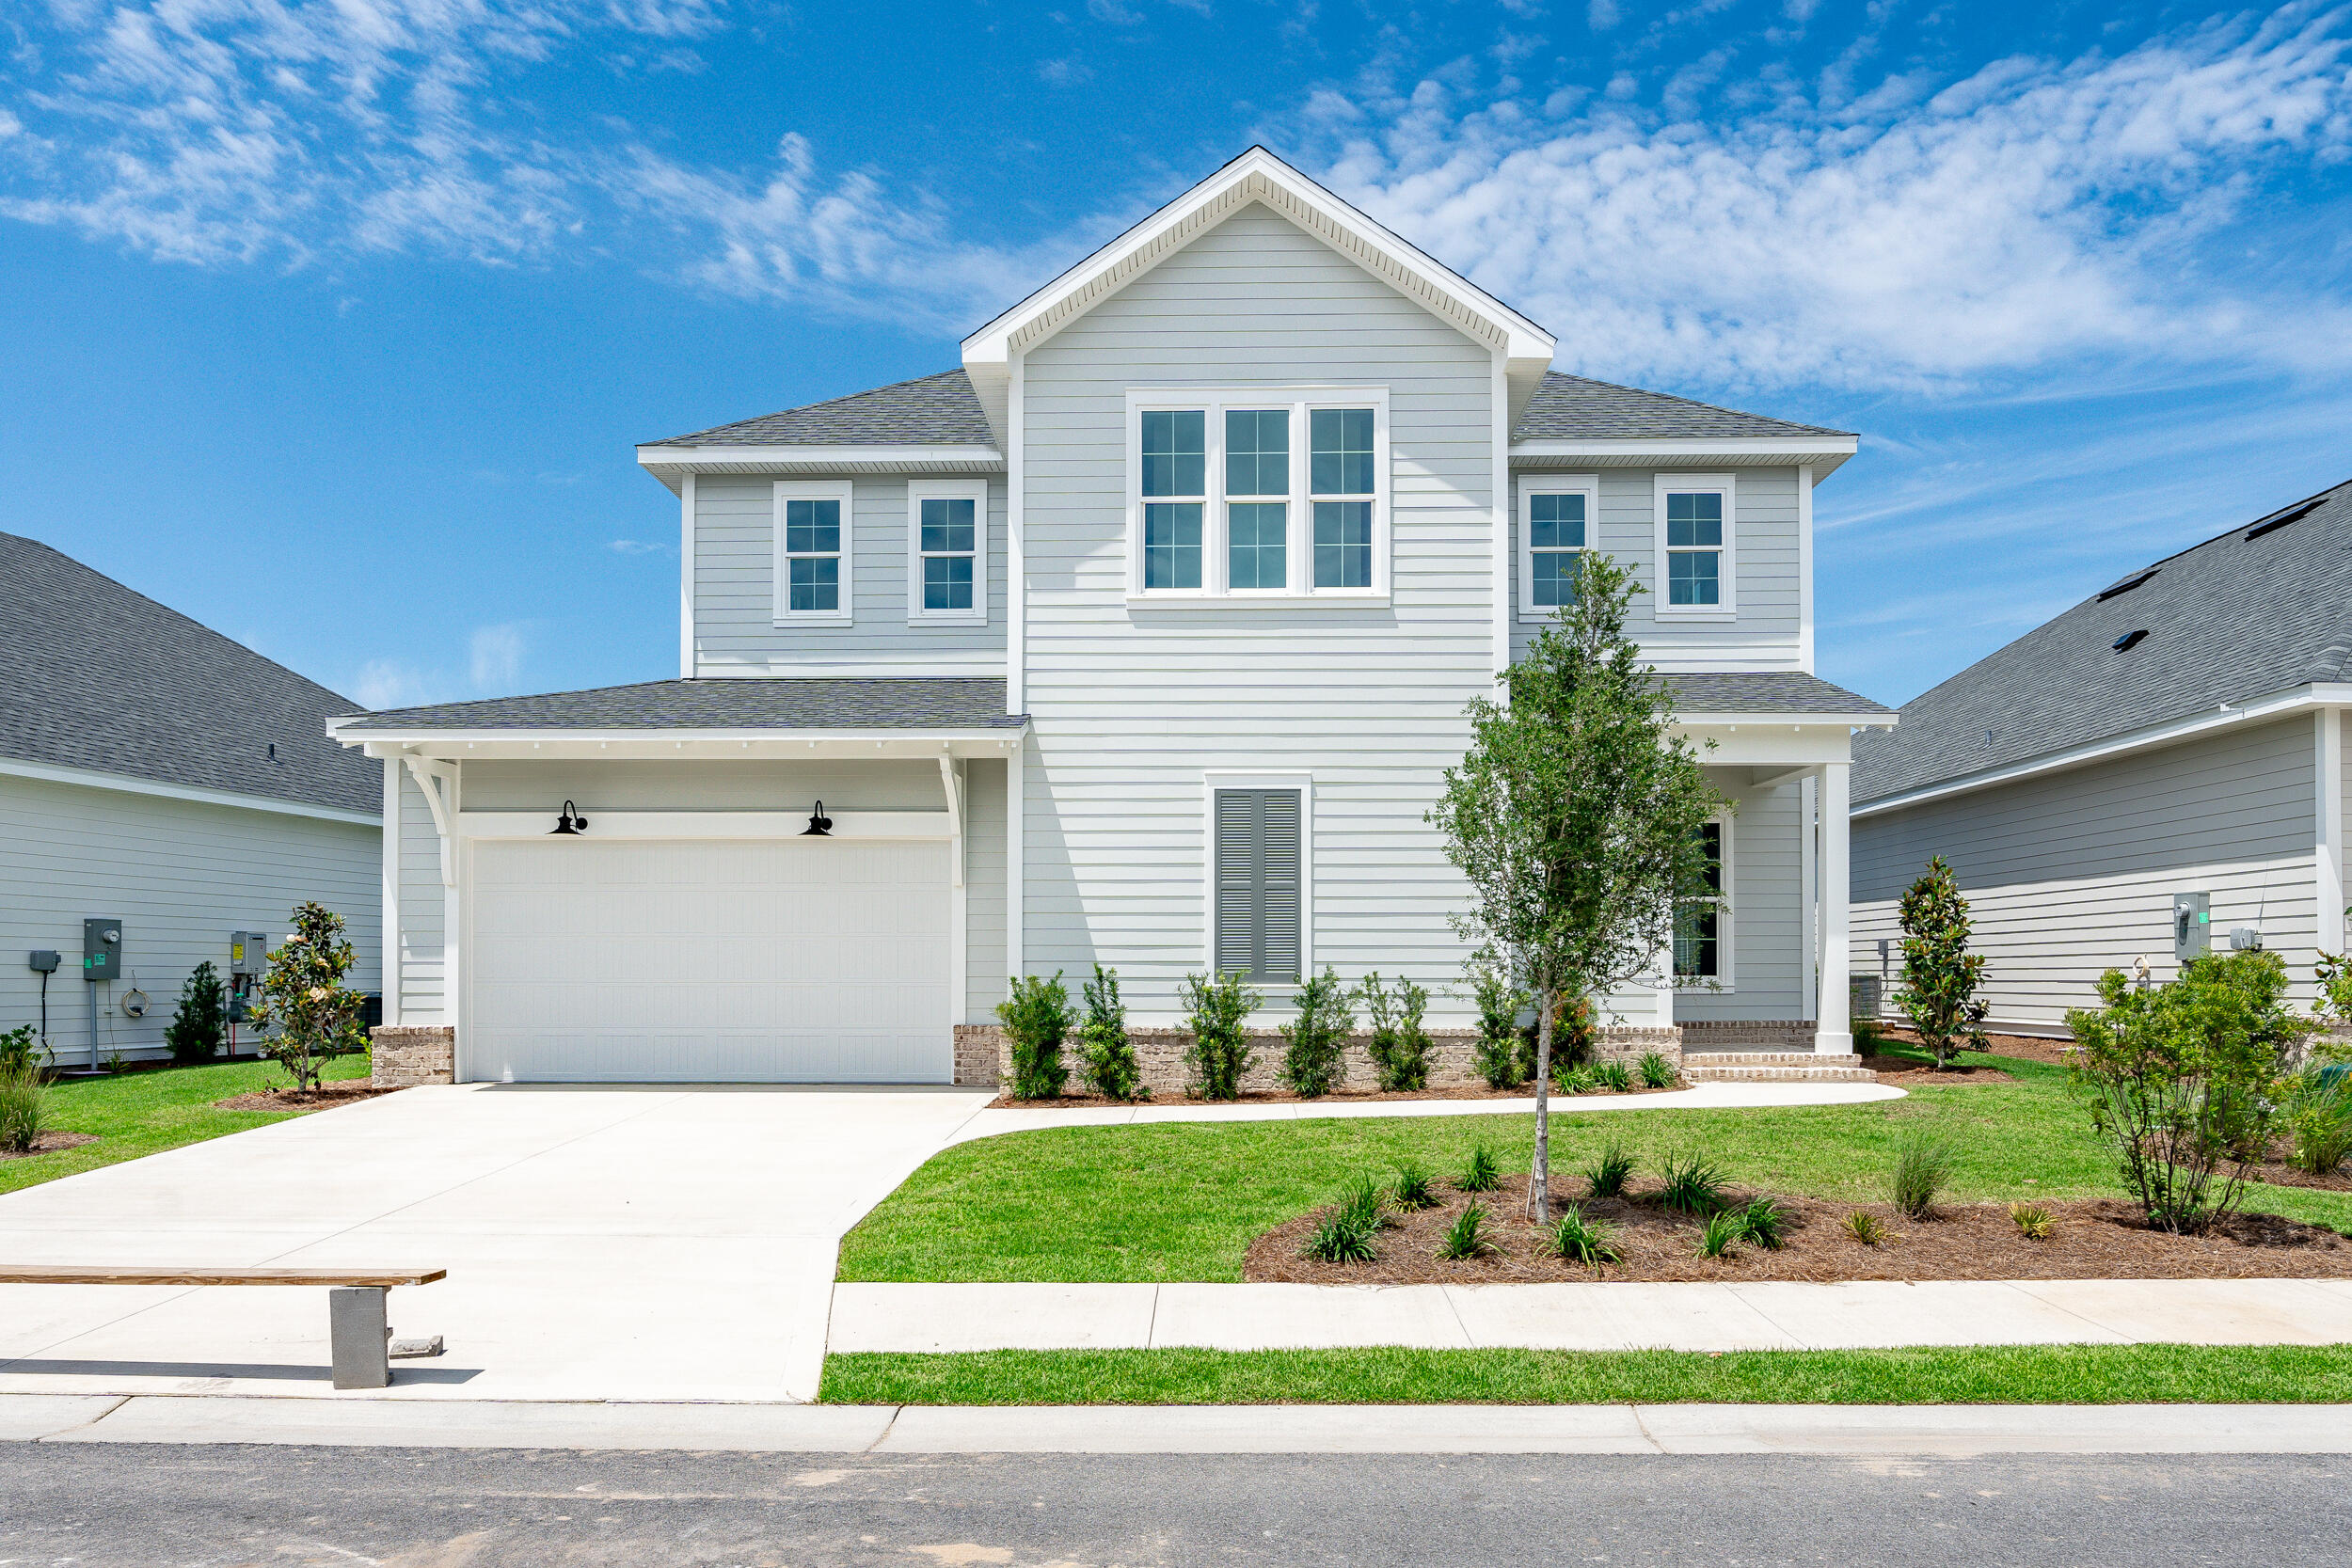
[802,801,834,837]
[550,800,588,835]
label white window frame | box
[1126,388,1390,604]
[1200,770,1313,988]
[1518,474,1598,625]
[905,478,989,626]
[1675,811,1734,990]
[1653,472,1736,621]
[772,479,854,625]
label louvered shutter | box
[1214,788,1302,983]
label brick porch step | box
[1681,1053,1879,1084]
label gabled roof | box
[331,677,1025,735]
[1852,479,2352,806]
[652,370,994,449]
[1661,672,1892,720]
[1517,373,1853,442]
[0,531,379,816]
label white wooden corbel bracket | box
[401,755,460,889]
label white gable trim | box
[0,754,380,827]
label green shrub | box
[1304,1211,1379,1263]
[0,1024,43,1077]
[1893,856,1992,1068]
[165,959,227,1066]
[1470,970,1530,1090]
[1591,1060,1633,1093]
[1334,1174,1390,1234]
[996,972,1073,1101]
[1659,1150,1731,1215]
[1438,1205,1495,1260]
[2066,950,2304,1234]
[1548,1204,1621,1266]
[1637,1051,1677,1089]
[246,902,369,1092]
[1075,964,1144,1101]
[1358,973,1432,1093]
[2010,1201,2055,1241]
[0,1060,42,1154]
[2284,1068,2352,1175]
[1888,1130,1954,1219]
[1457,1144,1502,1193]
[1391,1161,1439,1211]
[1695,1209,1744,1259]
[1181,971,1261,1101]
[1582,1137,1635,1198]
[1538,994,1599,1088]
[1844,1210,1889,1246]
[1279,966,1354,1099]
[1736,1196,1788,1250]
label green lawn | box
[837,1049,2352,1282]
[820,1343,2352,1406]
[0,1055,373,1196]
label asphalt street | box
[1,1443,2346,1566]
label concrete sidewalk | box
[828,1277,2352,1354]
[4,1392,2348,1455]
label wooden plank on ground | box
[0,1267,446,1288]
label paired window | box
[1132,391,1386,599]
[1210,782,1307,985]
[1517,478,1597,622]
[1655,475,1735,617]
[907,480,989,624]
[772,480,852,623]
[1674,818,1729,984]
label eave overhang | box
[1511,436,1859,478]
[635,443,1005,495]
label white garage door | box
[466,837,953,1083]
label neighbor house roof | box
[1661,672,1893,719]
[1515,374,1853,442]
[332,677,1026,734]
[0,532,378,816]
[1852,479,2352,806]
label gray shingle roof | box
[0,532,378,815]
[1661,673,1892,717]
[654,371,996,449]
[1516,372,1853,441]
[335,677,1025,733]
[1852,479,2352,805]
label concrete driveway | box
[0,1084,993,1403]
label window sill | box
[905,615,989,628]
[772,614,854,626]
[1653,610,1738,623]
[1126,593,1391,609]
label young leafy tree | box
[246,902,367,1092]
[1894,856,1991,1068]
[165,959,227,1066]
[1430,552,1720,1223]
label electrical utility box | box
[2173,892,2211,963]
[82,918,122,982]
[230,932,268,976]
[27,951,59,974]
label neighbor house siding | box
[1507,467,1804,672]
[0,772,379,1062]
[1020,201,1495,1022]
[1851,715,2320,1029]
[1675,773,1809,1022]
[691,474,1009,673]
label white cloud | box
[469,623,526,689]
[352,657,431,710]
[608,537,670,554]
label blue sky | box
[3,0,2348,710]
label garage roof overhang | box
[337,728,1026,763]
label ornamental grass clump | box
[1358,972,1433,1093]
[1438,1205,1495,1260]
[1548,1204,1621,1266]
[1736,1196,1788,1251]
[1591,1059,1633,1093]
[1334,1174,1390,1234]
[1470,970,1530,1090]
[2283,1067,2352,1175]
[1181,970,1261,1101]
[1391,1160,1439,1211]
[1659,1150,1731,1215]
[996,972,1073,1101]
[0,1059,44,1155]
[2010,1201,2055,1241]
[1076,964,1144,1101]
[1304,1211,1379,1264]
[1637,1051,1678,1089]
[1457,1144,1502,1193]
[1844,1210,1889,1247]
[1582,1137,1635,1198]
[1279,966,1354,1099]
[1887,1130,1956,1220]
[1695,1209,1744,1260]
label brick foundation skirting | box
[1678,1019,1820,1053]
[954,1023,1683,1097]
[371,1025,455,1087]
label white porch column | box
[1815,761,1851,1055]
[2320,707,2344,961]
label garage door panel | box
[467,838,951,1084]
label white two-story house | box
[330,148,1890,1086]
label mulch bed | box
[1246,1171,2352,1285]
[213,1082,400,1114]
[1871,1026,2077,1068]
[0,1131,98,1163]
[1857,1053,2015,1086]
[988,1081,1681,1111]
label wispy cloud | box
[469,623,526,689]
[608,537,671,555]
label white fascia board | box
[1674,713,1896,729]
[1511,436,1857,476]
[1851,683,2352,819]
[0,754,381,827]
[637,444,1003,468]
[340,726,1029,757]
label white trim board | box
[0,754,382,827]
[453,809,952,841]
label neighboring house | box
[1,532,382,1067]
[328,147,1890,1086]
[1851,479,2352,1035]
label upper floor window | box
[1674,816,1729,985]
[1518,477,1597,623]
[907,479,989,624]
[1654,474,1735,619]
[1128,389,1387,602]
[772,479,852,624]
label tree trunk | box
[1527,986,1554,1224]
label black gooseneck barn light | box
[550,800,589,835]
[801,800,834,836]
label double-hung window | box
[1674,817,1729,985]
[1654,474,1735,617]
[772,479,852,623]
[1130,389,1387,600]
[1518,477,1597,622]
[907,480,988,624]
[1211,782,1306,984]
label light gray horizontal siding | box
[1851,714,2321,1027]
[396,766,446,1023]
[0,772,379,1062]
[1675,773,1808,1022]
[692,474,1008,673]
[964,757,1008,1022]
[1022,200,1495,1022]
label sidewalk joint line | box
[1627,1402,1668,1454]
[30,1393,130,1442]
[864,1404,904,1454]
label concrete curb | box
[6,1393,2349,1455]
